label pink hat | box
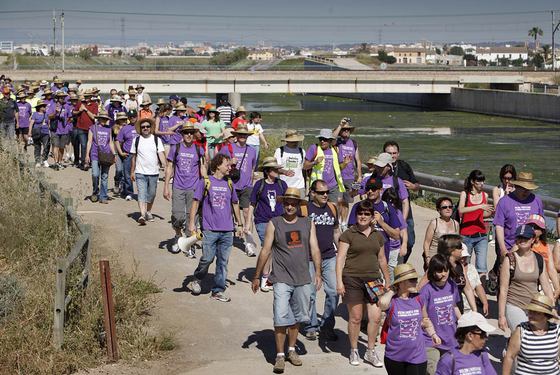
[525,214,546,230]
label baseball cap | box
[525,214,546,230]
[457,311,495,332]
[127,109,138,118]
[365,177,383,192]
[515,224,535,239]
[374,152,393,168]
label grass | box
[355,53,381,67]
[0,146,173,374]
[553,75,560,85]
[271,58,305,70]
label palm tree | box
[528,27,543,50]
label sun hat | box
[83,89,93,97]
[92,96,101,101]
[42,89,53,96]
[55,91,68,97]
[260,156,281,171]
[140,98,152,106]
[236,105,247,113]
[35,100,47,109]
[179,122,197,133]
[277,187,306,203]
[135,117,155,133]
[374,152,393,168]
[526,214,546,230]
[91,86,100,93]
[316,129,334,140]
[197,100,207,108]
[96,110,110,120]
[206,106,219,113]
[515,224,535,239]
[222,128,235,139]
[40,80,48,86]
[392,264,419,286]
[156,98,167,106]
[68,93,79,101]
[457,311,495,332]
[16,91,26,98]
[282,129,304,142]
[76,79,82,84]
[510,171,538,190]
[174,104,187,112]
[53,78,62,84]
[232,123,253,136]
[115,112,128,121]
[525,294,555,316]
[135,84,145,89]
[366,156,377,165]
[110,95,123,102]
[340,120,355,130]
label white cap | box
[457,311,495,332]
[461,243,469,258]
[374,152,393,168]
[316,128,334,139]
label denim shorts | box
[273,282,312,327]
[135,174,159,203]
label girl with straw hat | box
[379,264,440,374]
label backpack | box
[279,145,307,189]
[279,145,304,160]
[134,133,160,153]
[507,251,544,284]
[172,142,205,176]
[299,201,338,219]
[380,296,422,344]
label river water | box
[158,93,560,197]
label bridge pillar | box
[215,93,241,108]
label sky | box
[1,0,559,46]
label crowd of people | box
[2,76,560,375]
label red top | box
[460,192,487,235]
[231,117,247,130]
[194,138,207,152]
[75,101,99,131]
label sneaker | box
[170,236,181,254]
[58,163,65,170]
[286,350,302,366]
[364,347,383,368]
[305,331,317,341]
[188,280,201,295]
[245,242,256,257]
[273,356,285,374]
[260,277,273,292]
[319,329,338,341]
[42,161,49,168]
[349,349,360,366]
[146,212,154,222]
[210,291,231,302]
[35,162,41,168]
[185,247,196,259]
[125,195,133,201]
[137,216,146,225]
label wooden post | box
[99,260,118,361]
[63,197,73,238]
[53,258,66,349]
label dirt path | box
[45,164,499,375]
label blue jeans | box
[462,234,489,273]
[248,144,260,171]
[91,160,110,200]
[114,153,123,191]
[255,222,268,244]
[404,215,415,262]
[122,154,134,197]
[73,128,88,166]
[304,256,338,333]
[274,282,312,327]
[194,231,233,294]
[135,174,158,203]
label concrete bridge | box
[7,69,556,95]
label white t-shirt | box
[274,145,306,189]
[130,135,165,175]
[462,263,481,313]
[246,122,263,146]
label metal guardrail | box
[0,141,92,349]
[414,171,560,218]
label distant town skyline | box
[1,0,559,46]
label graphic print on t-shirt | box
[178,151,195,172]
[458,367,482,375]
[399,319,419,339]
[435,304,454,326]
[286,231,302,248]
[309,211,336,226]
[285,155,300,170]
[210,186,228,210]
[514,205,532,228]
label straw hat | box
[179,122,197,133]
[236,105,247,113]
[83,89,93,97]
[42,89,53,96]
[232,123,253,135]
[282,129,304,142]
[510,171,538,190]
[156,98,167,106]
[135,84,145,89]
[110,95,123,102]
[53,78,63,84]
[68,93,79,101]
[260,156,281,171]
[16,91,26,98]
[140,98,152,106]
[366,156,377,165]
[115,112,128,121]
[76,79,82,84]
[277,187,306,203]
[174,104,187,112]
[525,294,555,316]
[96,110,110,120]
[197,100,207,108]
[223,128,235,140]
[55,91,68,97]
[135,117,156,134]
[392,264,419,286]
[91,86,100,93]
[207,106,219,113]
[35,100,47,109]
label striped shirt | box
[517,322,560,375]
[217,105,233,125]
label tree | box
[511,57,524,67]
[435,47,442,55]
[117,49,123,57]
[358,43,369,53]
[531,53,544,68]
[542,44,551,62]
[449,46,464,56]
[209,47,249,66]
[464,54,477,66]
[378,50,396,64]
[78,48,92,60]
[528,26,543,50]
[498,57,511,67]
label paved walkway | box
[45,164,501,375]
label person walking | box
[336,199,390,368]
[163,123,207,255]
[111,112,128,196]
[116,110,139,200]
[187,153,243,302]
[202,106,226,159]
[423,197,460,270]
[48,91,72,170]
[274,130,306,198]
[252,187,322,374]
[231,105,247,130]
[72,90,98,169]
[16,91,31,150]
[85,110,115,204]
[0,86,18,140]
[130,118,166,225]
[28,100,50,167]
[246,111,269,170]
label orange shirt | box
[139,108,154,119]
[532,241,550,263]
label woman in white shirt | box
[246,112,269,171]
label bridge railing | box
[0,140,92,350]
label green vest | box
[310,145,345,192]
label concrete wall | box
[336,93,450,109]
[450,88,560,123]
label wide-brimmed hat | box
[39,80,48,86]
[223,128,235,139]
[282,129,304,142]
[115,112,128,121]
[392,264,419,285]
[76,79,82,84]
[197,100,207,108]
[236,105,247,113]
[316,129,334,140]
[110,95,123,103]
[525,214,546,230]
[68,93,79,101]
[53,78,63,84]
[207,106,219,113]
[510,171,538,190]
[42,89,53,96]
[156,98,167,106]
[179,122,197,133]
[340,120,355,130]
[277,187,306,203]
[140,99,152,106]
[260,156,281,171]
[135,117,156,133]
[374,152,393,168]
[16,91,26,98]
[55,91,68,97]
[91,86,100,93]
[135,84,145,89]
[96,110,110,120]
[35,100,47,109]
[232,123,253,136]
[457,311,496,332]
[83,89,93,97]
[174,104,187,112]
[525,294,555,316]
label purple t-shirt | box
[347,199,401,246]
[337,138,357,181]
[382,175,409,201]
[305,144,341,190]
[167,143,203,190]
[17,101,32,128]
[219,143,256,190]
[435,348,497,375]
[385,208,406,259]
[168,115,187,145]
[89,124,112,162]
[385,296,427,364]
[116,124,138,153]
[158,115,171,144]
[48,104,72,135]
[493,193,544,250]
[193,176,239,231]
[420,280,460,351]
[31,112,49,135]
[250,179,287,225]
[305,202,338,260]
[105,103,124,126]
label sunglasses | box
[366,185,380,192]
[283,201,299,207]
[502,175,513,180]
[140,125,151,129]
[439,205,453,210]
[471,330,488,339]
[357,211,372,217]
[314,190,329,195]
[318,138,331,142]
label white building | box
[476,47,528,63]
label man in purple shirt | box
[48,91,72,170]
[187,153,243,303]
[116,110,139,200]
[105,96,125,126]
[16,91,31,148]
[167,104,188,145]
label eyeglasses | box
[314,190,329,195]
[182,131,195,135]
[140,125,151,129]
[366,185,380,192]
[502,175,513,180]
[357,212,372,217]
[318,138,331,142]
[471,330,488,339]
[439,205,453,210]
[283,201,299,207]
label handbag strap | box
[236,144,248,169]
[93,124,103,155]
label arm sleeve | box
[193,179,204,201]
[403,161,419,184]
[386,205,401,229]
[434,352,452,375]
[167,145,176,162]
[398,178,409,200]
[130,139,136,154]
[157,137,165,152]
[305,144,316,162]
[116,128,125,143]
[493,200,505,226]
[482,351,497,375]
[339,230,351,244]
